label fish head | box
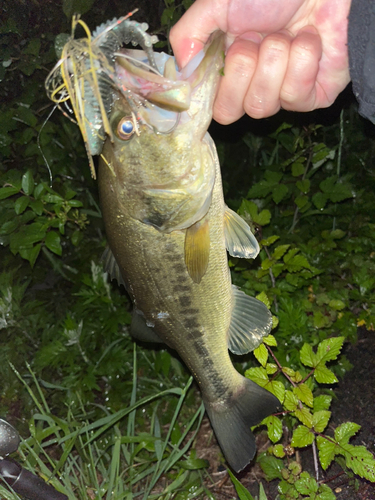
[100,31,225,232]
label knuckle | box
[244,96,280,119]
[226,41,258,79]
[262,33,291,59]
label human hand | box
[170,0,351,124]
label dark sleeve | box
[348,0,375,123]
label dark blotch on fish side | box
[184,317,201,330]
[178,295,192,307]
[173,284,190,293]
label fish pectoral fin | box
[224,206,259,259]
[102,246,127,290]
[184,219,210,284]
[228,286,273,355]
[131,311,164,344]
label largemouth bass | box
[46,17,281,472]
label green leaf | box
[291,425,314,447]
[300,343,316,367]
[334,422,361,445]
[340,443,375,481]
[63,0,96,18]
[34,183,45,199]
[312,191,328,209]
[293,383,313,407]
[227,470,255,500]
[262,415,283,443]
[255,209,271,226]
[313,395,332,412]
[318,484,336,500]
[9,222,47,254]
[256,291,271,308]
[260,235,279,247]
[284,391,298,411]
[316,337,345,364]
[296,179,310,193]
[295,472,318,494]
[284,255,311,272]
[245,366,268,385]
[317,436,336,469]
[273,444,285,457]
[29,199,44,215]
[0,186,20,199]
[258,483,268,500]
[45,231,62,256]
[294,406,313,428]
[22,170,34,195]
[19,243,41,267]
[295,194,309,209]
[177,456,209,470]
[15,107,37,127]
[314,364,338,384]
[257,454,284,481]
[330,229,346,239]
[263,334,277,347]
[312,410,331,433]
[292,162,305,176]
[267,380,285,403]
[328,299,345,310]
[23,38,41,56]
[266,363,278,375]
[272,244,290,261]
[253,343,268,367]
[14,196,30,215]
[272,183,288,204]
[0,219,19,235]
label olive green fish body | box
[99,134,238,403]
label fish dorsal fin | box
[184,218,210,284]
[102,246,127,289]
[224,206,259,259]
[228,286,273,355]
[131,311,164,344]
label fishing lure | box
[45,12,159,178]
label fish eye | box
[117,116,136,140]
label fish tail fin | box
[203,376,281,472]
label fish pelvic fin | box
[228,286,273,355]
[224,206,259,259]
[204,376,281,472]
[131,311,164,344]
[102,246,127,290]
[184,219,210,284]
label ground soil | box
[197,327,375,500]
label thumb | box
[169,0,226,68]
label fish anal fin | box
[131,311,164,344]
[224,206,259,259]
[204,376,281,472]
[228,286,273,355]
[101,246,127,290]
[184,219,210,284]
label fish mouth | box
[113,30,225,136]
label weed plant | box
[1,1,375,499]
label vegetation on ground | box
[1,0,375,498]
